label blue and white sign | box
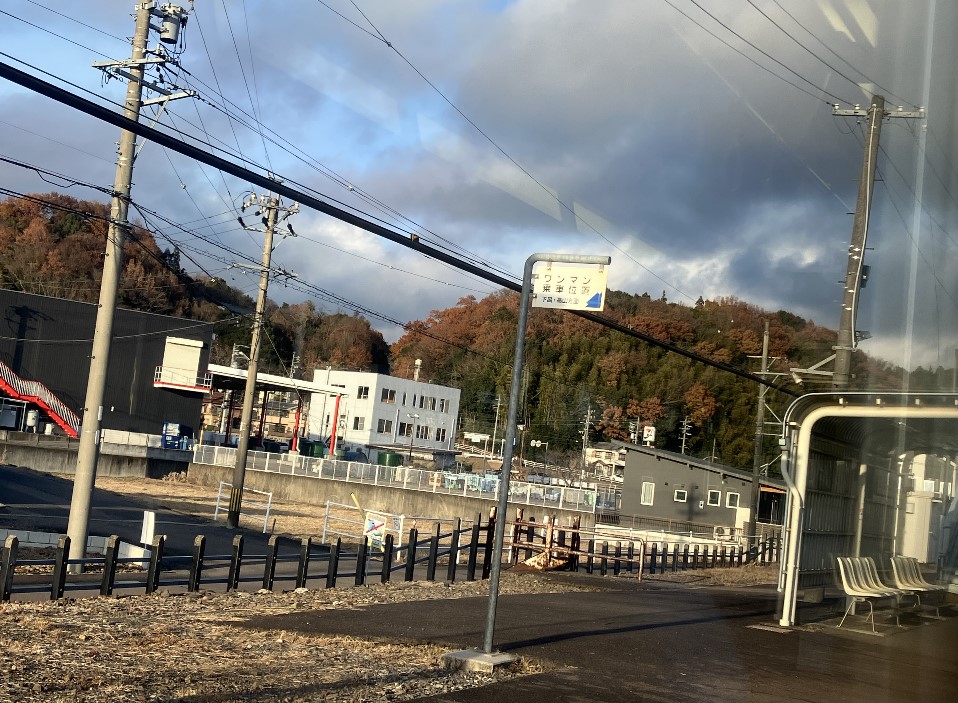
[531,261,608,311]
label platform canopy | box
[777,392,958,627]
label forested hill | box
[0,193,389,374]
[389,290,918,469]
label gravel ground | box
[0,571,595,703]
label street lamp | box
[406,413,419,465]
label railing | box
[0,358,80,437]
[193,444,599,513]
[153,365,213,392]
[213,481,273,533]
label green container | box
[378,451,402,467]
[301,441,325,458]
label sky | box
[0,0,956,374]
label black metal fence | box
[1,514,498,602]
[1,519,782,602]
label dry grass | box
[0,572,566,703]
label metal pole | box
[227,197,279,528]
[66,2,151,566]
[482,252,609,654]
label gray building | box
[617,442,785,536]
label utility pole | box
[581,404,592,468]
[749,320,770,541]
[227,193,298,528]
[66,2,189,567]
[679,417,692,455]
[490,395,501,458]
[831,96,924,388]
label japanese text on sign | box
[531,261,608,311]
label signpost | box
[477,253,609,663]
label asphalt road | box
[0,463,275,556]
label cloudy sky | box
[1,0,956,373]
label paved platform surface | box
[242,573,958,702]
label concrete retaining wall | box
[0,433,191,478]
[188,462,596,529]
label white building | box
[308,369,461,462]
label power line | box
[667,0,852,105]
[24,1,128,43]
[767,0,916,108]
[328,1,696,304]
[0,58,799,395]
[0,9,122,62]
[745,0,876,102]
[217,0,272,169]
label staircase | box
[0,358,80,438]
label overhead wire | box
[745,0,879,103]
[217,0,273,169]
[338,0,697,303]
[24,1,128,43]
[679,0,854,105]
[767,0,916,108]
[662,0,840,108]
[0,56,802,395]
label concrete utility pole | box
[832,96,924,388]
[67,2,189,566]
[749,320,770,541]
[581,405,592,468]
[227,193,298,528]
[679,417,692,455]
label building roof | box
[209,363,348,396]
[610,439,786,490]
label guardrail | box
[192,444,599,513]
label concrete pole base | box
[442,648,518,673]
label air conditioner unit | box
[713,525,727,540]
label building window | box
[416,425,430,440]
[673,489,687,503]
[357,386,369,399]
[640,482,655,506]
[439,398,448,412]
[435,428,446,442]
[376,418,393,434]
[707,490,721,506]
[398,421,413,437]
[352,417,365,431]
[381,388,396,404]
[726,492,740,508]
[273,423,286,433]
[419,395,426,409]
[430,397,437,410]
